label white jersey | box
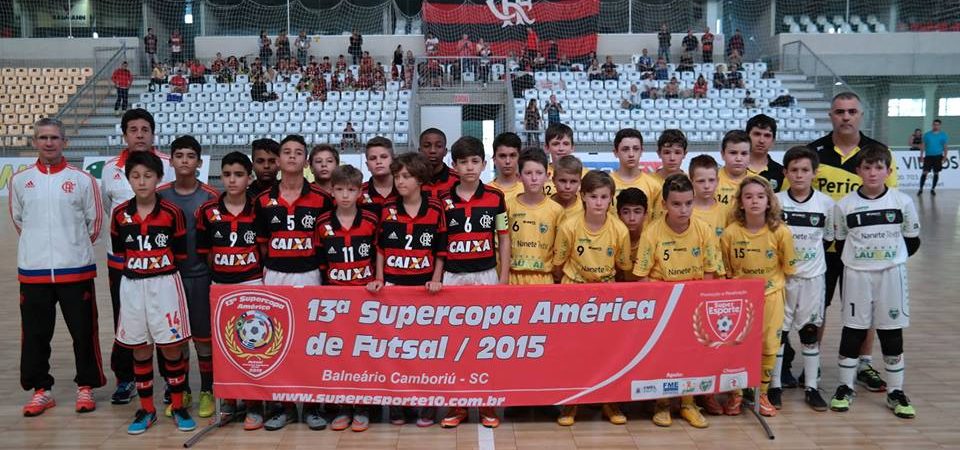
[101,149,173,264]
[777,190,835,278]
[835,187,920,271]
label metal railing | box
[414,56,508,91]
[56,42,130,136]
[779,39,874,135]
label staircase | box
[775,73,832,135]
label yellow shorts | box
[509,271,554,285]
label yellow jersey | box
[553,214,632,283]
[632,217,724,281]
[692,201,729,238]
[489,178,524,201]
[620,237,642,281]
[721,222,798,295]
[644,171,672,224]
[506,195,564,274]
[610,170,661,201]
[544,166,589,197]
[552,194,583,223]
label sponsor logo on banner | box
[694,299,754,347]
[81,155,212,183]
[215,290,295,379]
[0,158,37,196]
[631,376,716,400]
[719,371,748,392]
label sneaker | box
[780,370,798,389]
[331,411,352,431]
[856,364,887,392]
[931,189,937,196]
[701,395,724,416]
[389,406,406,425]
[76,386,96,413]
[652,401,671,427]
[723,393,743,416]
[767,387,783,410]
[165,392,192,417]
[886,390,916,419]
[351,410,369,432]
[441,407,468,428]
[220,399,237,422]
[304,404,328,430]
[111,381,136,405]
[198,391,214,418]
[264,405,297,431]
[831,385,855,412]
[127,409,158,435]
[243,410,264,431]
[917,190,923,196]
[557,405,577,426]
[479,407,500,428]
[602,403,627,425]
[758,393,778,417]
[23,389,55,417]
[805,388,828,412]
[416,407,436,427]
[172,407,197,432]
[680,404,708,428]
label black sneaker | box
[805,388,828,412]
[767,387,783,409]
[111,381,137,405]
[886,390,916,419]
[931,189,937,196]
[917,190,923,196]
[830,385,855,412]
[856,364,887,392]
[781,370,798,389]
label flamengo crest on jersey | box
[777,190,835,278]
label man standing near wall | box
[144,28,158,72]
[918,118,949,195]
[805,92,898,392]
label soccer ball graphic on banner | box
[237,310,274,350]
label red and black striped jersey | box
[421,163,459,198]
[359,178,399,218]
[254,180,334,273]
[110,197,186,279]
[196,195,262,284]
[316,209,380,286]
[439,182,509,273]
[247,180,274,199]
[377,194,447,286]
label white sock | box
[839,356,858,389]
[770,344,784,389]
[884,354,904,393]
[858,355,873,371]
[802,344,820,390]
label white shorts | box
[117,273,191,347]
[841,265,910,330]
[783,274,826,332]
[263,268,321,286]
[442,268,499,286]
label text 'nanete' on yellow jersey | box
[721,222,798,295]
[553,214,632,283]
[632,217,724,281]
[506,195,564,274]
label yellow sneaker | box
[198,391,214,418]
[653,400,672,427]
[557,405,577,426]
[680,404,709,428]
[602,403,627,425]
[164,392,192,418]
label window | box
[939,97,960,116]
[887,98,925,117]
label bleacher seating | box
[784,14,888,34]
[0,67,91,145]
[515,61,817,144]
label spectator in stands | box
[189,59,206,84]
[909,128,923,153]
[543,95,563,127]
[425,32,440,56]
[547,39,559,71]
[211,52,225,73]
[762,67,775,79]
[664,77,681,99]
[341,122,358,150]
[336,54,347,72]
[259,30,272,66]
[169,29,183,65]
[526,28,539,61]
[728,49,743,72]
[275,32,291,64]
[361,51,374,75]
[524,99,542,145]
[654,57,668,80]
[742,90,756,107]
[558,54,572,72]
[296,77,312,94]
[227,55,239,72]
[170,70,188,94]
[148,63,165,93]
[349,29,363,65]
[251,75,277,102]
[658,23,671,62]
[693,74,708,98]
[144,27,158,69]
[623,84,642,109]
[478,42,493,88]
[111,61,132,115]
[216,63,233,84]
[602,56,619,80]
[727,67,744,89]
[343,70,357,90]
[636,48,653,72]
[319,56,331,74]
[727,28,745,60]
[311,76,327,102]
[678,50,694,72]
[702,27,714,63]
[456,34,474,73]
[405,49,415,67]
[683,29,699,55]
[295,30,310,66]
[641,71,658,99]
[392,45,404,70]
[529,51,545,71]
[713,64,728,89]
[587,59,602,80]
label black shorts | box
[923,155,944,173]
[182,274,212,340]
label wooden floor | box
[1,191,959,450]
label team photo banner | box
[211,280,763,407]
